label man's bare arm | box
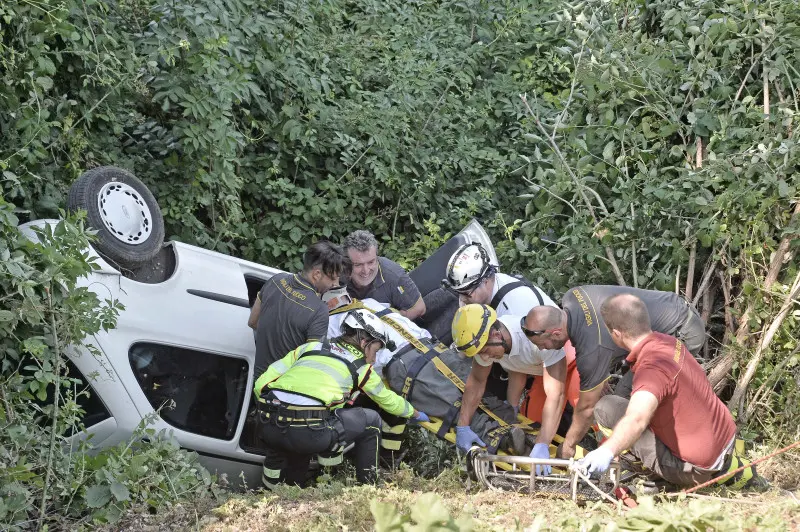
[457,362,491,426]
[505,370,527,413]
[399,298,426,320]
[536,358,567,446]
[601,391,658,455]
[560,384,605,458]
[248,295,262,329]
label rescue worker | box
[441,242,559,399]
[248,240,347,377]
[580,294,766,490]
[329,299,525,458]
[253,309,429,488]
[343,230,426,319]
[525,285,705,460]
[442,242,555,315]
[451,304,568,474]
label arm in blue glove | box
[579,446,614,474]
[455,425,486,452]
[529,443,552,476]
[413,410,430,423]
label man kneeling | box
[580,294,765,490]
[254,309,428,488]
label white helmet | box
[342,309,396,351]
[442,243,496,293]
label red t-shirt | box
[628,332,736,468]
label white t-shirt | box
[491,272,557,317]
[327,298,432,376]
[474,314,565,375]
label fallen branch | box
[729,270,800,417]
[685,240,697,301]
[708,201,800,390]
[747,345,800,420]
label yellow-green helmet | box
[451,304,497,357]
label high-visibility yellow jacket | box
[253,340,415,418]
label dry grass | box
[755,443,800,491]
[104,466,795,532]
[101,455,800,531]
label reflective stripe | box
[293,359,352,387]
[381,438,402,450]
[262,466,282,479]
[367,379,386,395]
[270,359,290,375]
[383,423,406,435]
[317,452,343,466]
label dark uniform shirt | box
[346,257,421,311]
[563,285,691,392]
[254,272,328,376]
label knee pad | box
[317,448,344,466]
[381,422,406,451]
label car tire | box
[67,166,165,269]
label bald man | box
[522,285,704,459]
[579,294,764,490]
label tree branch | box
[519,93,626,286]
[729,270,800,418]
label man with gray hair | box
[343,230,426,319]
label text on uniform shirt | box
[280,278,307,301]
[572,288,593,326]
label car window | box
[129,343,249,440]
[65,360,112,433]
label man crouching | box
[580,294,766,490]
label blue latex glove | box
[529,443,552,475]
[414,411,430,423]
[455,425,486,452]
[580,446,614,474]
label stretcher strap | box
[437,404,461,439]
[484,425,513,454]
[331,300,516,429]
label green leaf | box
[109,481,130,502]
[410,493,450,528]
[602,141,615,162]
[85,485,112,508]
[35,76,53,91]
[288,226,302,243]
[371,499,406,532]
[0,310,14,321]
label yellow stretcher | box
[332,301,618,500]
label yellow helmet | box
[452,304,497,357]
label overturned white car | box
[21,166,498,488]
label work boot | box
[504,427,527,456]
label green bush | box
[0,204,214,529]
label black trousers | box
[258,406,383,487]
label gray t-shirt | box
[254,272,328,377]
[563,285,690,391]
[346,256,421,311]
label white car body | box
[19,218,496,489]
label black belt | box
[257,391,331,421]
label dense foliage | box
[1,0,799,527]
[0,205,214,529]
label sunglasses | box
[520,316,548,337]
